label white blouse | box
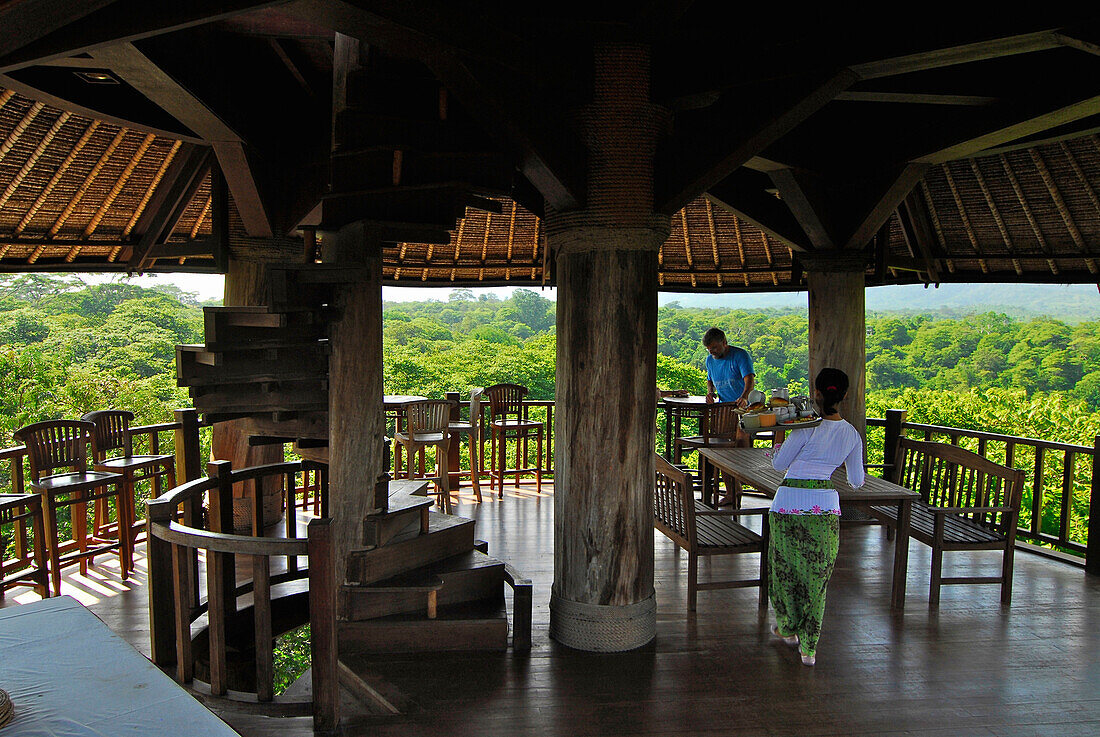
[769,419,865,515]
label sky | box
[102,272,1098,317]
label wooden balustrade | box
[872,408,1099,572]
[146,456,336,728]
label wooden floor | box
[5,482,1100,737]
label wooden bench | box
[654,454,768,611]
[867,438,1025,606]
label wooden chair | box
[81,410,176,551]
[867,437,1025,606]
[654,454,768,611]
[394,400,457,513]
[483,383,543,498]
[14,420,130,596]
[0,493,49,598]
[673,402,743,463]
[447,388,483,502]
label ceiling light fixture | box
[75,71,119,85]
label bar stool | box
[393,400,457,513]
[484,383,543,498]
[82,410,176,551]
[447,388,483,502]
[14,420,129,595]
[0,493,49,598]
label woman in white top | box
[768,368,864,666]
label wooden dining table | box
[699,447,920,609]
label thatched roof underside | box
[0,87,244,273]
[4,86,1100,289]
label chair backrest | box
[81,409,134,459]
[891,437,1025,532]
[654,454,696,550]
[484,383,528,421]
[14,419,96,481]
[705,403,743,440]
[406,400,456,435]
[468,388,483,438]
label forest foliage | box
[2,275,1098,550]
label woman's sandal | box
[771,625,799,648]
[800,652,816,667]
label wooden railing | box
[146,456,337,730]
[870,409,1100,574]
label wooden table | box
[0,596,238,735]
[699,447,919,609]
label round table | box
[659,396,714,460]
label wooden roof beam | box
[766,167,836,250]
[850,29,1063,79]
[656,69,857,215]
[898,191,942,282]
[834,91,998,106]
[128,145,214,271]
[88,42,273,237]
[0,0,285,73]
[706,170,812,253]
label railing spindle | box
[1032,447,1045,537]
[1061,451,1075,544]
[253,553,274,702]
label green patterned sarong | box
[768,512,841,658]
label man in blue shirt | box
[704,327,756,407]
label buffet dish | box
[740,392,820,431]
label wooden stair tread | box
[347,512,476,585]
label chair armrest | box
[864,463,893,470]
[929,505,1015,515]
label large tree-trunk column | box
[326,222,386,596]
[211,258,284,529]
[807,264,866,441]
[548,43,669,652]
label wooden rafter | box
[481,213,491,264]
[90,42,272,237]
[968,159,1022,275]
[1030,148,1099,273]
[506,201,516,263]
[706,174,811,253]
[50,128,127,238]
[1062,139,1100,236]
[919,180,955,274]
[0,101,45,162]
[851,30,1063,79]
[941,163,989,273]
[657,69,857,215]
[452,218,464,263]
[129,145,213,270]
[1000,153,1058,275]
[680,210,693,267]
[0,0,284,73]
[705,198,721,288]
[0,111,70,210]
[898,193,942,281]
[21,121,99,261]
[84,132,155,238]
[188,196,213,240]
[768,167,834,249]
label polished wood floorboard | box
[4,483,1100,736]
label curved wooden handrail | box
[151,521,309,556]
[146,477,215,520]
[216,461,301,485]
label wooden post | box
[806,263,867,443]
[149,407,200,666]
[1087,434,1100,576]
[326,221,386,594]
[884,409,907,479]
[547,42,667,652]
[308,517,339,731]
[206,460,236,696]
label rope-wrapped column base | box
[549,591,656,652]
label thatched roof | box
[3,5,1100,290]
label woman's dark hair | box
[815,367,849,416]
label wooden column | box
[548,43,668,652]
[326,222,386,595]
[806,262,867,442]
[210,258,284,528]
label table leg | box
[701,455,714,507]
[891,499,912,609]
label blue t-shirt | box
[705,346,755,402]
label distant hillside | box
[658,283,1100,322]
